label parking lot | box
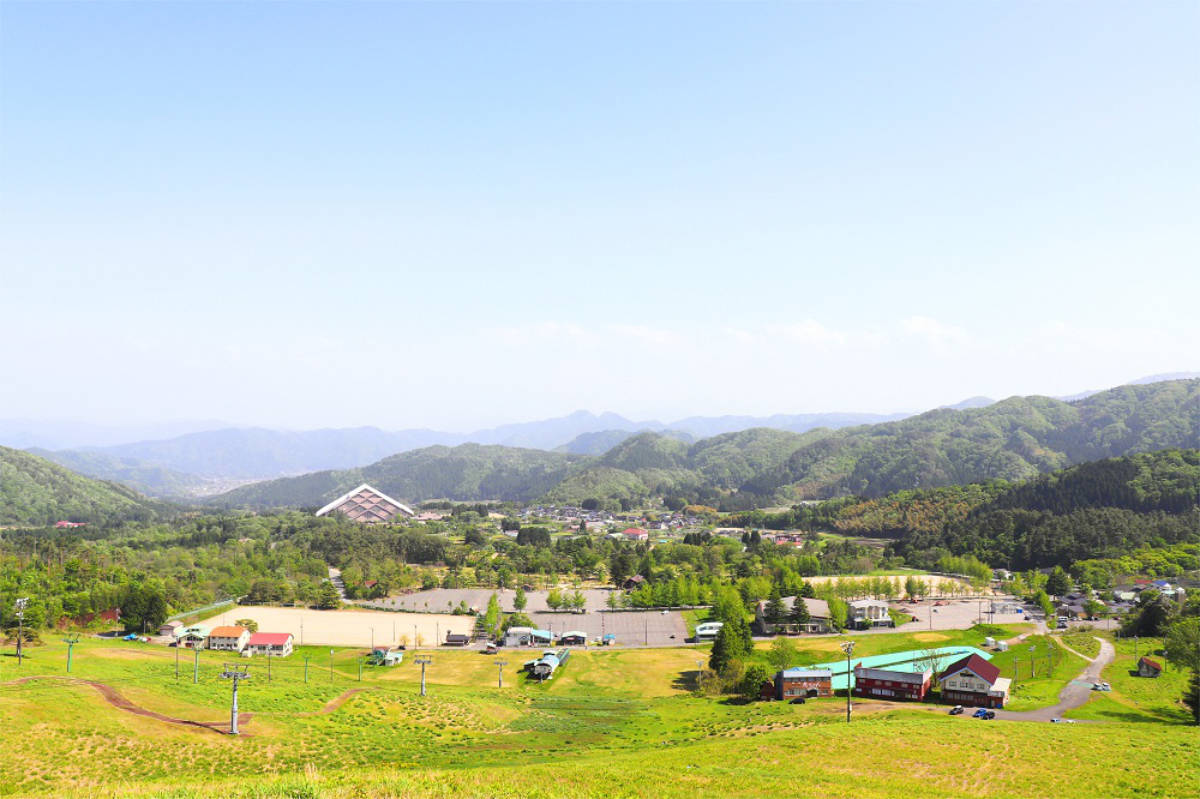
[526,609,688,648]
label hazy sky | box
[2,2,1197,431]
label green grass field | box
[0,629,1194,799]
[1066,634,1192,724]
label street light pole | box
[495,659,507,688]
[193,643,201,684]
[841,640,856,723]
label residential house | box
[848,599,893,630]
[773,668,834,700]
[621,527,649,542]
[245,632,294,657]
[175,625,209,649]
[937,653,1010,708]
[159,620,183,637]
[755,596,832,635]
[623,575,647,590]
[1137,657,1163,678]
[207,625,251,653]
[854,666,931,701]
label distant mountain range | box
[209,378,1200,511]
[7,373,1196,499]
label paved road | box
[992,636,1114,723]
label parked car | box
[1051,718,1075,724]
[949,705,965,715]
[979,710,996,720]
[789,697,806,705]
[972,708,988,718]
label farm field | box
[0,629,1194,799]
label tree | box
[570,589,586,613]
[1164,617,1200,724]
[767,636,797,672]
[790,596,812,630]
[235,618,259,633]
[483,593,501,637]
[709,613,751,672]
[740,663,773,701]
[764,587,787,631]
[905,575,920,601]
[799,581,816,599]
[546,588,563,611]
[1046,566,1071,598]
[502,612,533,631]
[516,527,552,547]
[513,586,528,612]
[606,591,621,611]
[828,597,848,631]
[317,580,341,610]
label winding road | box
[992,636,1115,723]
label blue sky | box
[1,2,1197,431]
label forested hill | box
[208,444,585,508]
[208,379,1200,510]
[0,446,163,526]
[741,449,1200,575]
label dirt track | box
[9,676,249,734]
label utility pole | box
[357,656,363,682]
[329,648,335,681]
[371,627,375,652]
[1028,645,1036,679]
[193,644,201,684]
[495,659,507,688]
[267,653,272,682]
[696,660,705,692]
[14,598,28,666]
[303,655,310,683]
[175,640,180,681]
[644,616,648,646]
[300,619,304,647]
[841,641,856,723]
[219,664,250,735]
[415,656,432,696]
[63,634,80,673]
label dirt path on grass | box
[992,637,1114,723]
[7,676,251,734]
[304,687,371,715]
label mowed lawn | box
[1067,634,1192,724]
[0,633,1195,799]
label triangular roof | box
[315,483,414,522]
[1139,656,1163,671]
[938,653,1000,685]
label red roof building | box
[245,632,294,657]
[622,527,649,541]
[937,653,1010,708]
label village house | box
[773,668,834,700]
[1137,656,1163,678]
[622,575,647,590]
[244,632,294,657]
[854,666,931,701]
[621,527,649,542]
[848,599,894,629]
[158,620,182,637]
[175,625,209,649]
[207,625,251,653]
[754,596,832,635]
[937,653,1010,708]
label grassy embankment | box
[0,628,1193,799]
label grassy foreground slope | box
[1,632,1195,799]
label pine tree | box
[513,586,527,612]
[764,587,787,630]
[790,596,812,630]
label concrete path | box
[993,636,1113,723]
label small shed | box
[444,633,470,647]
[159,620,183,637]
[1137,657,1163,678]
[559,631,587,646]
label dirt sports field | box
[206,606,474,648]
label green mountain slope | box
[0,446,162,525]
[208,379,1200,510]
[210,444,585,508]
[27,448,210,498]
